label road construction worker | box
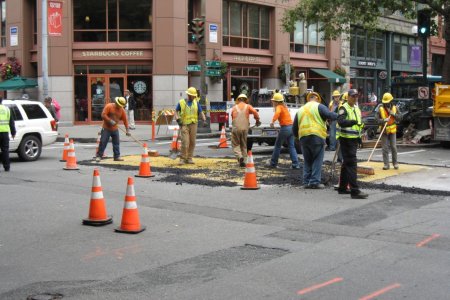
[376,92,401,170]
[174,87,207,165]
[267,93,299,169]
[336,89,368,199]
[0,97,16,172]
[96,96,130,162]
[293,92,337,189]
[327,90,341,151]
[231,94,260,167]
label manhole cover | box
[27,293,63,300]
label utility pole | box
[42,0,49,98]
[197,0,210,132]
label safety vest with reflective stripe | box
[179,99,198,125]
[297,101,327,139]
[0,105,10,132]
[379,106,397,134]
[338,102,363,139]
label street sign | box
[186,65,201,72]
[205,69,221,76]
[418,86,429,99]
[205,61,221,68]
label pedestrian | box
[231,93,261,167]
[52,97,61,120]
[336,89,368,199]
[293,92,337,189]
[377,92,400,170]
[44,97,58,122]
[95,96,130,162]
[327,90,341,151]
[174,87,207,165]
[0,97,16,172]
[125,89,136,129]
[267,92,299,169]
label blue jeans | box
[300,137,325,185]
[270,125,299,167]
[328,121,337,151]
[97,128,120,158]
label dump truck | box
[433,84,450,147]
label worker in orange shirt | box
[95,96,130,162]
[231,94,261,167]
[267,92,300,169]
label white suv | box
[2,99,58,161]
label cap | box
[348,89,358,97]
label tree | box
[281,0,450,83]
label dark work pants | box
[0,132,10,170]
[97,128,120,159]
[338,138,359,193]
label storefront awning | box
[311,68,346,84]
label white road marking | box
[397,149,426,155]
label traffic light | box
[417,9,431,37]
[191,17,205,44]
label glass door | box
[88,75,126,122]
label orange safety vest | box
[379,106,397,134]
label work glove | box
[383,117,390,122]
[256,120,261,127]
[270,123,274,128]
[202,120,208,127]
[108,119,117,126]
[349,120,358,126]
[176,118,183,126]
[126,131,131,136]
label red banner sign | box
[48,1,63,36]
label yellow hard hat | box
[340,92,348,101]
[236,94,248,101]
[271,93,284,102]
[115,96,127,107]
[306,92,322,102]
[332,90,341,97]
[186,87,198,97]
[382,92,393,104]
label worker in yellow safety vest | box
[0,97,16,172]
[376,92,401,170]
[174,86,207,165]
[293,92,337,189]
[327,90,341,151]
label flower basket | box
[0,57,22,81]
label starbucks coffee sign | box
[81,51,144,57]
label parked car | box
[1,99,58,161]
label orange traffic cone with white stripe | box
[241,151,260,190]
[83,168,113,226]
[60,134,69,162]
[63,139,80,170]
[218,126,229,148]
[115,177,146,234]
[135,143,154,178]
[170,128,180,151]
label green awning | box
[311,68,346,84]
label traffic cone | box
[93,132,107,159]
[170,128,180,151]
[63,139,80,170]
[135,143,155,178]
[218,126,229,148]
[60,134,69,162]
[241,151,260,190]
[115,177,146,234]
[83,169,113,226]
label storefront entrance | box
[88,75,125,121]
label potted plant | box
[0,57,22,80]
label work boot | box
[309,183,325,189]
[179,159,186,165]
[95,156,101,163]
[337,188,351,194]
[186,159,195,164]
[351,191,369,199]
[114,157,124,161]
[393,163,399,170]
[239,157,245,167]
[383,165,390,170]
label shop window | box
[393,33,421,63]
[73,0,151,42]
[290,21,325,54]
[350,28,384,60]
[223,0,270,50]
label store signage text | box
[81,51,144,57]
[357,60,377,67]
[233,55,259,63]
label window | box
[350,28,385,60]
[5,104,23,121]
[0,0,5,47]
[393,34,421,63]
[222,1,270,50]
[73,0,152,42]
[290,21,325,54]
[21,104,47,119]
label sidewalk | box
[57,124,222,143]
